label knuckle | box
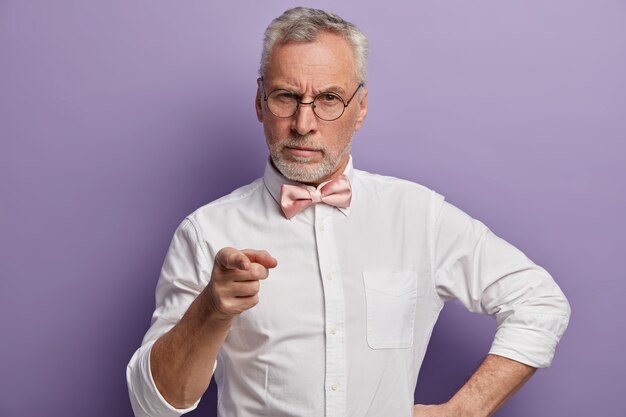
[226,252,238,265]
[250,264,268,280]
[248,266,259,279]
[216,247,231,259]
[216,247,241,268]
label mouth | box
[285,146,321,158]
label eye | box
[273,91,298,103]
[277,91,296,99]
[318,93,340,104]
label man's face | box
[256,31,368,185]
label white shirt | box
[127,157,570,417]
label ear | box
[353,87,368,132]
[255,78,264,123]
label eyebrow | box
[316,85,346,96]
[271,83,347,97]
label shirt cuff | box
[126,341,200,417]
[488,312,570,368]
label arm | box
[151,247,277,408]
[150,296,231,409]
[127,219,277,417]
[421,198,570,415]
[413,354,535,417]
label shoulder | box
[186,178,265,221]
[353,168,445,206]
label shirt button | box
[327,272,333,280]
[330,383,338,391]
[319,224,325,232]
[329,326,337,335]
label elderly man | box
[127,7,570,417]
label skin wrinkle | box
[269,82,348,96]
[256,31,368,185]
[267,132,354,184]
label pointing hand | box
[205,247,278,320]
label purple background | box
[1,1,624,416]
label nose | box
[291,101,318,136]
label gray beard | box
[268,135,352,183]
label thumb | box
[215,247,251,271]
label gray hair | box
[259,7,369,83]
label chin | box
[273,157,331,184]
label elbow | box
[557,290,572,337]
[536,279,571,339]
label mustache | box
[282,135,324,151]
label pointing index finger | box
[241,249,278,269]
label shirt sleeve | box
[432,199,571,368]
[126,218,213,417]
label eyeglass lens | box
[267,91,346,121]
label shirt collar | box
[263,156,354,218]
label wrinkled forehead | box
[265,32,358,87]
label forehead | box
[265,31,356,90]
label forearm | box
[413,354,535,417]
[418,354,536,417]
[141,247,275,411]
[151,290,232,409]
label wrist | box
[443,398,487,417]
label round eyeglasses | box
[260,78,364,121]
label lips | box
[285,146,321,158]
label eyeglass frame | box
[259,77,364,121]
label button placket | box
[314,205,347,417]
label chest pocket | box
[362,270,418,349]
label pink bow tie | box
[280,175,352,219]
